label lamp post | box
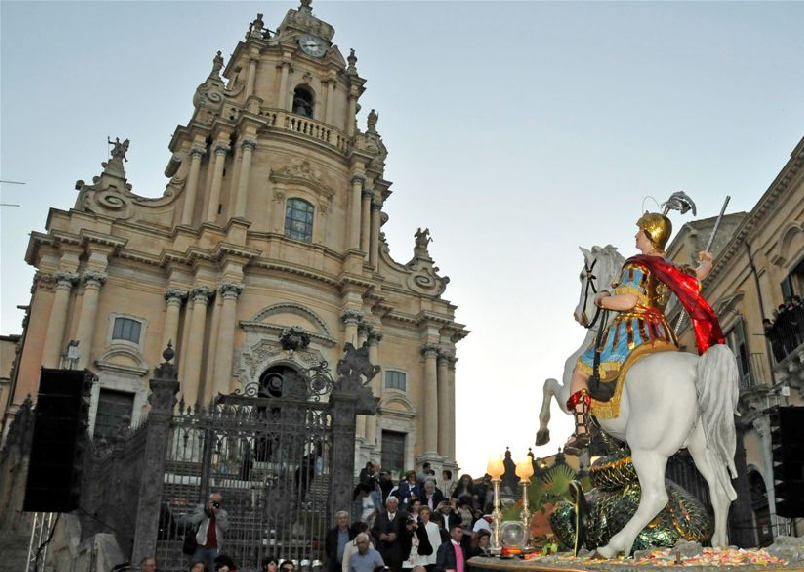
[486,455,504,555]
[515,457,535,547]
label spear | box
[674,195,731,335]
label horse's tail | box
[696,343,740,500]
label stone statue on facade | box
[108,137,129,162]
[414,227,432,257]
[367,109,378,133]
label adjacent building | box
[668,134,804,544]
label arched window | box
[292,86,314,117]
[285,198,314,242]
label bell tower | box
[164,0,386,253]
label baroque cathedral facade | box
[6,1,466,475]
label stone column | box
[324,78,336,124]
[436,350,451,457]
[181,147,207,226]
[277,61,291,110]
[360,189,372,254]
[206,143,230,222]
[370,199,381,266]
[182,286,214,408]
[420,343,440,454]
[347,87,358,137]
[246,56,258,99]
[355,323,370,439]
[131,352,180,564]
[348,175,365,250]
[340,310,363,349]
[212,282,244,397]
[42,271,79,368]
[364,330,383,448]
[447,355,458,460]
[161,289,187,354]
[234,139,256,218]
[74,271,108,369]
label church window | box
[385,370,407,392]
[292,86,314,117]
[285,198,314,242]
[93,388,134,441]
[112,317,142,344]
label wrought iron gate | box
[156,368,334,572]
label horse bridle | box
[581,257,604,330]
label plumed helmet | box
[636,211,672,251]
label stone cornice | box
[251,260,340,287]
[704,137,804,287]
[79,230,128,252]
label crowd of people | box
[344,461,493,572]
[138,463,493,572]
[763,295,804,363]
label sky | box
[1,0,803,478]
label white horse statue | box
[536,245,740,558]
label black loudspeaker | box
[769,406,804,518]
[23,368,92,513]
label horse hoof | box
[593,546,620,560]
[536,430,550,446]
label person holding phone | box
[189,492,230,571]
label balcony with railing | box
[256,108,352,153]
[740,352,773,391]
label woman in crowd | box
[261,556,279,572]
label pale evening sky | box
[1,1,803,477]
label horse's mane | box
[585,245,625,287]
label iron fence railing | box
[156,399,333,572]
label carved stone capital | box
[421,343,440,359]
[53,271,80,289]
[214,143,231,156]
[219,282,245,300]
[81,270,108,288]
[190,286,215,302]
[367,330,383,346]
[350,173,366,186]
[340,309,364,325]
[165,288,189,303]
[437,348,455,364]
[33,272,57,292]
[241,139,257,152]
[362,188,374,200]
[190,147,207,160]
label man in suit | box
[371,497,408,572]
[436,526,467,572]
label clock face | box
[298,34,327,57]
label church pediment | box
[269,161,334,198]
[95,346,149,376]
[241,302,336,347]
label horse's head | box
[573,245,625,328]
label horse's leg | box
[595,448,669,558]
[686,421,731,547]
[536,377,563,445]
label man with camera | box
[189,492,230,571]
